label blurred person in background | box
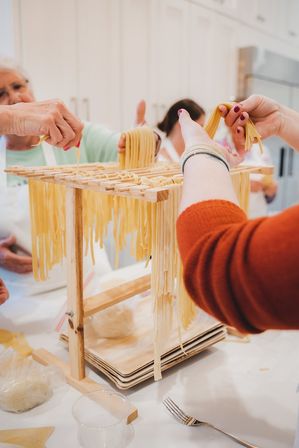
[156,98,205,162]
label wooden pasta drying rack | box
[5,161,274,422]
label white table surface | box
[0,273,298,448]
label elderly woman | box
[0,97,83,302]
[0,60,145,292]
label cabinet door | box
[209,14,237,107]
[0,0,19,58]
[152,0,189,124]
[118,0,154,129]
[77,0,120,129]
[188,4,214,111]
[284,0,299,44]
[202,0,238,18]
[18,0,77,108]
[238,0,277,33]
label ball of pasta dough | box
[91,304,134,339]
[0,376,52,413]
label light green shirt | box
[6,122,119,186]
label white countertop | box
[0,275,298,448]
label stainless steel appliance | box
[238,46,299,212]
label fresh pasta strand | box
[25,121,257,382]
[204,102,264,153]
[119,127,156,169]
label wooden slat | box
[32,349,138,424]
[5,164,275,203]
[84,274,151,317]
[66,187,85,380]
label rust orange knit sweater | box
[176,200,299,333]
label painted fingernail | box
[75,140,81,148]
[240,114,245,121]
[233,105,240,113]
[237,129,240,134]
[64,146,70,151]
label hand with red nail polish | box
[223,95,287,151]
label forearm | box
[179,154,239,214]
[279,104,299,151]
[177,202,299,332]
[0,106,11,135]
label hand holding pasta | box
[0,279,8,305]
[118,100,160,156]
[178,109,245,168]
[2,99,83,148]
[0,235,32,274]
[219,95,283,151]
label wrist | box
[277,104,288,139]
[181,144,230,173]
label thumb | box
[178,109,192,137]
[135,100,146,126]
[0,234,16,248]
[239,95,261,113]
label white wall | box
[1,0,299,129]
[0,0,19,58]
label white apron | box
[0,138,111,296]
[158,138,180,163]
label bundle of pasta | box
[119,126,156,169]
[205,102,264,153]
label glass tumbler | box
[72,388,133,448]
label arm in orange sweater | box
[177,200,299,333]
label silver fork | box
[163,397,260,448]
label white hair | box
[0,57,30,84]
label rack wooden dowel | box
[5,161,274,417]
[66,187,85,380]
[84,274,151,318]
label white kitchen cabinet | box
[117,0,154,129]
[18,0,78,109]
[237,0,278,34]
[17,0,121,129]
[193,0,238,19]
[209,13,237,105]
[0,0,19,58]
[187,3,214,110]
[282,0,299,45]
[77,0,120,129]
[152,0,189,124]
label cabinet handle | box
[256,14,266,23]
[279,147,285,177]
[70,97,78,115]
[288,147,294,176]
[82,98,90,121]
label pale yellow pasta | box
[119,127,156,169]
[27,121,255,381]
[205,102,263,153]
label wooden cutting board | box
[61,295,225,388]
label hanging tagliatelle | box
[204,102,264,153]
[119,126,156,169]
[24,108,264,380]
